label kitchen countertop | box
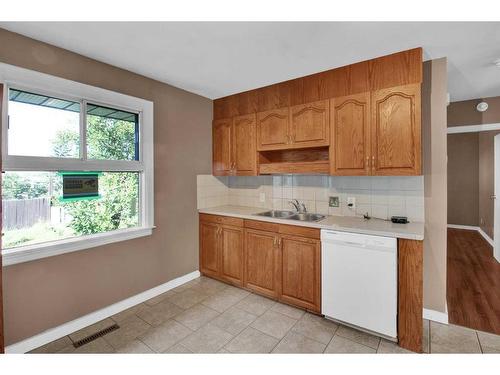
[198,205,424,241]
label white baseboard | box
[423,308,449,324]
[5,270,201,354]
[447,224,494,248]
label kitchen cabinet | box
[256,107,290,151]
[212,118,233,176]
[279,234,321,312]
[289,100,329,149]
[199,214,244,286]
[330,92,371,175]
[232,113,257,175]
[244,228,280,298]
[371,83,421,175]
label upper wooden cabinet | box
[289,100,329,149]
[213,115,257,176]
[256,108,289,150]
[212,118,233,176]
[233,113,257,175]
[371,84,421,175]
[330,93,371,175]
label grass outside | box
[3,221,75,249]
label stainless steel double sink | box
[255,210,326,222]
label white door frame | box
[494,134,500,262]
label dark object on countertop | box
[391,216,409,224]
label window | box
[1,64,154,266]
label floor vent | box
[72,323,120,348]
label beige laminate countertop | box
[198,205,424,241]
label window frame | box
[0,63,155,266]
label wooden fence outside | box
[2,198,51,230]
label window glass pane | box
[86,103,138,161]
[2,171,139,249]
[8,89,80,158]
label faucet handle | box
[300,203,307,213]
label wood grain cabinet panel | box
[278,235,321,312]
[244,229,280,298]
[330,93,371,175]
[212,118,233,175]
[220,226,244,286]
[233,113,257,175]
[256,108,290,151]
[371,84,421,175]
[199,221,221,278]
[289,100,329,149]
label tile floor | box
[30,276,500,354]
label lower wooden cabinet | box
[279,234,321,312]
[244,229,280,299]
[199,221,220,278]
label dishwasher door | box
[321,230,397,339]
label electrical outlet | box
[329,196,339,207]
[259,192,266,203]
[347,197,356,210]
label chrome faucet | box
[289,199,307,214]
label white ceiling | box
[1,22,500,101]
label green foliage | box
[52,115,139,235]
[2,172,50,199]
[51,128,79,158]
[3,222,74,248]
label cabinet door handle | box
[278,238,282,247]
[273,237,277,246]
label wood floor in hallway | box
[447,228,500,335]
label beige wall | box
[422,58,448,313]
[447,133,479,226]
[0,29,213,345]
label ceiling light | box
[477,101,489,112]
[494,59,500,67]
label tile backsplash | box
[197,174,424,222]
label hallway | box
[447,228,500,335]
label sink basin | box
[255,210,295,218]
[288,213,326,222]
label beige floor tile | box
[325,335,376,354]
[173,304,220,330]
[29,336,73,353]
[271,303,305,320]
[272,332,326,353]
[422,319,430,353]
[291,313,338,345]
[218,348,231,353]
[66,338,115,354]
[210,306,258,335]
[250,310,297,339]
[180,324,233,353]
[335,325,381,350]
[136,300,184,326]
[377,339,414,354]
[195,277,229,295]
[477,330,500,351]
[102,315,151,350]
[236,293,276,316]
[167,288,210,309]
[144,290,178,306]
[139,319,192,352]
[482,346,500,353]
[110,304,148,323]
[69,318,116,343]
[430,322,481,353]
[163,343,193,353]
[116,339,154,353]
[225,327,278,353]
[201,288,248,313]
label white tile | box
[328,206,342,216]
[371,176,390,190]
[314,187,329,202]
[371,205,389,220]
[355,204,372,217]
[283,186,293,199]
[316,201,329,215]
[272,199,283,209]
[302,187,315,200]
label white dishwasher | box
[321,230,397,339]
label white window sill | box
[1,227,154,266]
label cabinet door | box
[233,113,257,175]
[278,235,321,312]
[199,221,220,278]
[330,93,371,175]
[220,225,244,286]
[371,84,421,175]
[256,108,290,151]
[244,229,280,298]
[213,118,233,175]
[289,100,329,149]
